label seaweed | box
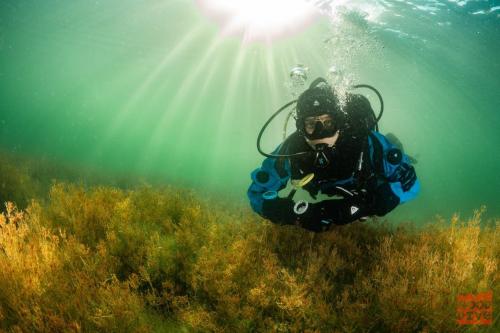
[0,155,497,332]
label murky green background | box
[0,0,499,223]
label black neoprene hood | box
[296,85,342,120]
[295,84,344,140]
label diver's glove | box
[390,163,416,191]
[297,190,371,232]
[261,197,297,225]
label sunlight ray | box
[264,47,281,108]
[89,24,206,161]
[205,44,250,185]
[243,49,258,116]
[140,34,225,156]
[138,51,223,173]
[106,24,205,135]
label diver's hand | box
[297,193,370,232]
[261,197,296,225]
[390,163,416,191]
[296,202,333,232]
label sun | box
[196,0,319,42]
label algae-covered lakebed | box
[0,151,498,332]
[0,0,499,332]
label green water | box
[0,0,499,223]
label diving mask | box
[303,114,337,140]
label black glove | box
[261,197,297,225]
[297,191,371,232]
[262,190,378,232]
[390,163,416,191]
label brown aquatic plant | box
[0,153,498,332]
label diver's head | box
[295,80,344,143]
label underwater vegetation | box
[0,154,498,332]
[0,150,149,210]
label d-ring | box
[293,200,309,215]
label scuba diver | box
[247,78,419,232]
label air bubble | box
[289,64,308,82]
[287,64,309,97]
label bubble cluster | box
[321,6,386,105]
[286,64,309,98]
[327,65,353,107]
